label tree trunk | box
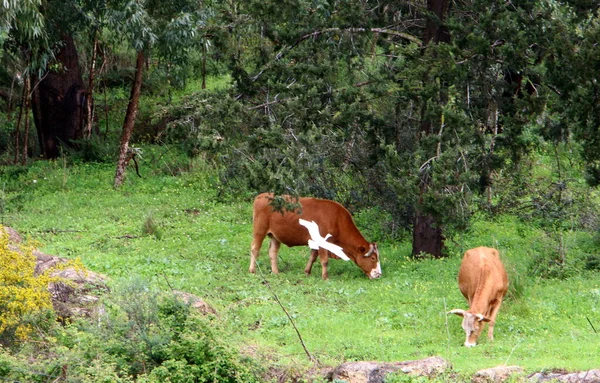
[22,75,31,165]
[412,212,444,258]
[201,42,207,90]
[424,0,450,45]
[13,78,25,164]
[31,34,86,159]
[114,50,145,188]
[411,0,451,258]
[85,33,98,138]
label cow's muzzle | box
[369,263,382,279]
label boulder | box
[473,366,524,383]
[529,370,600,383]
[4,226,109,321]
[328,356,451,383]
[173,290,217,315]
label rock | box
[329,356,451,383]
[529,370,600,383]
[395,356,451,377]
[173,290,218,315]
[3,226,109,321]
[3,226,23,243]
[473,366,524,383]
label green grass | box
[3,155,600,377]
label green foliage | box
[0,278,260,382]
[67,136,119,164]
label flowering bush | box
[0,226,56,343]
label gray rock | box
[529,370,600,383]
[473,366,524,383]
[329,356,451,383]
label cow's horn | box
[447,309,466,316]
[364,244,374,257]
[475,313,485,321]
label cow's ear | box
[447,309,465,317]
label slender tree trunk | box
[13,83,24,165]
[412,0,451,258]
[85,32,98,138]
[114,50,145,188]
[201,42,207,89]
[22,76,31,165]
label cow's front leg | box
[304,249,318,275]
[319,249,329,280]
[268,238,281,274]
[486,299,504,341]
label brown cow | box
[448,246,509,347]
[250,193,382,280]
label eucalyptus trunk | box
[114,50,145,188]
[31,34,86,159]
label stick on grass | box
[256,262,320,365]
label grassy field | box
[3,154,600,378]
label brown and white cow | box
[448,246,509,347]
[250,193,382,280]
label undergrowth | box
[0,153,599,381]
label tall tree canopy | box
[2,0,600,256]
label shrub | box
[527,233,584,280]
[55,280,261,382]
[142,214,162,239]
[0,226,57,345]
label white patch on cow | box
[369,261,382,279]
[298,219,350,261]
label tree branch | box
[252,27,422,82]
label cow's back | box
[253,193,358,247]
[458,247,508,303]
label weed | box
[142,214,162,239]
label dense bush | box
[0,278,260,383]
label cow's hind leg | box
[268,237,281,274]
[304,249,318,275]
[249,233,265,274]
[318,249,329,280]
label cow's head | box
[355,243,381,279]
[448,309,490,347]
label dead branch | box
[257,263,320,366]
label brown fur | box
[249,193,381,280]
[450,246,509,346]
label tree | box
[411,0,452,258]
[112,0,210,187]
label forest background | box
[1,0,600,382]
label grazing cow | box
[448,246,509,347]
[250,193,381,280]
